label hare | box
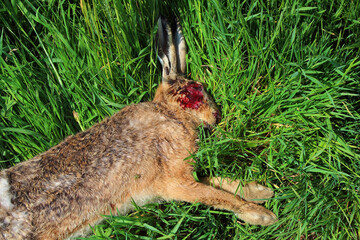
[0,16,277,240]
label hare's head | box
[153,16,221,126]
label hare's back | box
[3,101,195,212]
[1,101,197,239]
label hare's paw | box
[236,203,277,226]
[241,182,274,203]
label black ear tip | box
[158,14,166,21]
[175,16,180,24]
[157,14,167,25]
[157,14,180,31]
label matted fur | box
[0,16,277,240]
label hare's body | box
[0,17,277,240]
[1,102,199,239]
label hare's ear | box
[156,16,187,80]
[174,18,186,75]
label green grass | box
[1,0,360,239]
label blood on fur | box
[177,83,204,109]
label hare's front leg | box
[157,178,277,226]
[201,177,274,203]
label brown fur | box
[0,17,277,240]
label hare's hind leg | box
[201,177,274,203]
[157,179,277,226]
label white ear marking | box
[174,19,187,74]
